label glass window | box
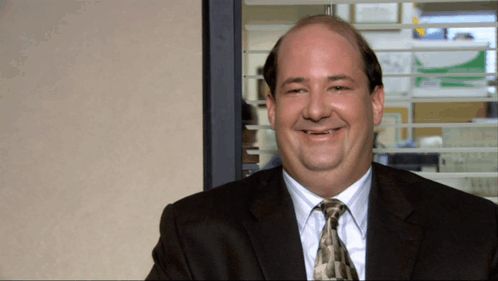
[241,0,498,203]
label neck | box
[284,162,371,198]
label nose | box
[302,90,331,122]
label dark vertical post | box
[203,0,242,190]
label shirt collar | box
[283,168,372,239]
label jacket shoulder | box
[372,162,497,216]
[169,166,283,220]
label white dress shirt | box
[283,168,372,281]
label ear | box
[266,94,276,129]
[371,86,384,126]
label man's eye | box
[329,86,350,92]
[287,88,306,94]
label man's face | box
[266,24,384,185]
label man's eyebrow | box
[327,75,355,82]
[280,77,306,88]
[279,75,355,88]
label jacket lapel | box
[242,167,307,280]
[365,163,424,280]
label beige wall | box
[0,0,203,279]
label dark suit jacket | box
[147,163,498,280]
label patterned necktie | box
[313,199,359,280]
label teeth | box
[305,130,333,135]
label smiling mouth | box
[302,128,341,135]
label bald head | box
[263,15,383,96]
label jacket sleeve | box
[490,204,498,280]
[146,204,192,280]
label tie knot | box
[320,199,346,228]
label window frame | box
[203,0,243,190]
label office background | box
[238,1,497,203]
[0,0,202,279]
